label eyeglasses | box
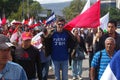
[58,24,64,26]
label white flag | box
[100,12,109,31]
[31,32,43,49]
[81,0,90,14]
[28,18,34,26]
[0,18,2,26]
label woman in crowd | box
[71,28,87,80]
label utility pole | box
[22,0,24,19]
[27,0,30,18]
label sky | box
[35,0,73,4]
[34,0,97,16]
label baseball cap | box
[21,32,32,40]
[0,34,14,49]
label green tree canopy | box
[0,0,43,21]
[101,7,120,23]
[63,0,86,22]
[8,1,42,21]
[0,0,21,18]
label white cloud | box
[34,0,73,4]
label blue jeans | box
[52,60,68,80]
[71,59,83,77]
[41,61,50,80]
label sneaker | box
[79,77,83,80]
[77,75,83,80]
[72,77,77,80]
[68,66,72,70]
[49,66,53,70]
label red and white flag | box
[71,0,90,32]
[64,0,100,31]
[10,26,21,45]
[31,32,43,49]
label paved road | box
[48,55,90,80]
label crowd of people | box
[0,16,120,80]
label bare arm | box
[90,67,96,80]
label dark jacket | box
[71,36,87,59]
[99,32,120,51]
[14,45,42,80]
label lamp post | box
[22,0,24,19]
[27,0,30,18]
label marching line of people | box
[0,16,120,80]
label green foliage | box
[0,0,21,18]
[101,7,120,21]
[109,8,120,21]
[63,0,85,22]
[0,0,43,21]
[29,1,42,19]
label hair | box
[98,27,103,32]
[57,17,65,23]
[97,27,104,34]
[108,20,117,27]
[72,28,78,33]
[105,37,116,45]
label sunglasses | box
[58,24,64,26]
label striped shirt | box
[91,49,116,80]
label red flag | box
[2,17,6,25]
[29,22,41,28]
[64,0,100,31]
[43,20,46,24]
[23,19,29,25]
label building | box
[100,0,120,9]
[116,0,120,9]
[101,0,116,8]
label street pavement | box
[47,55,90,80]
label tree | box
[0,0,21,18]
[29,1,42,20]
[0,0,43,21]
[101,7,120,23]
[63,0,85,22]
[8,0,42,21]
